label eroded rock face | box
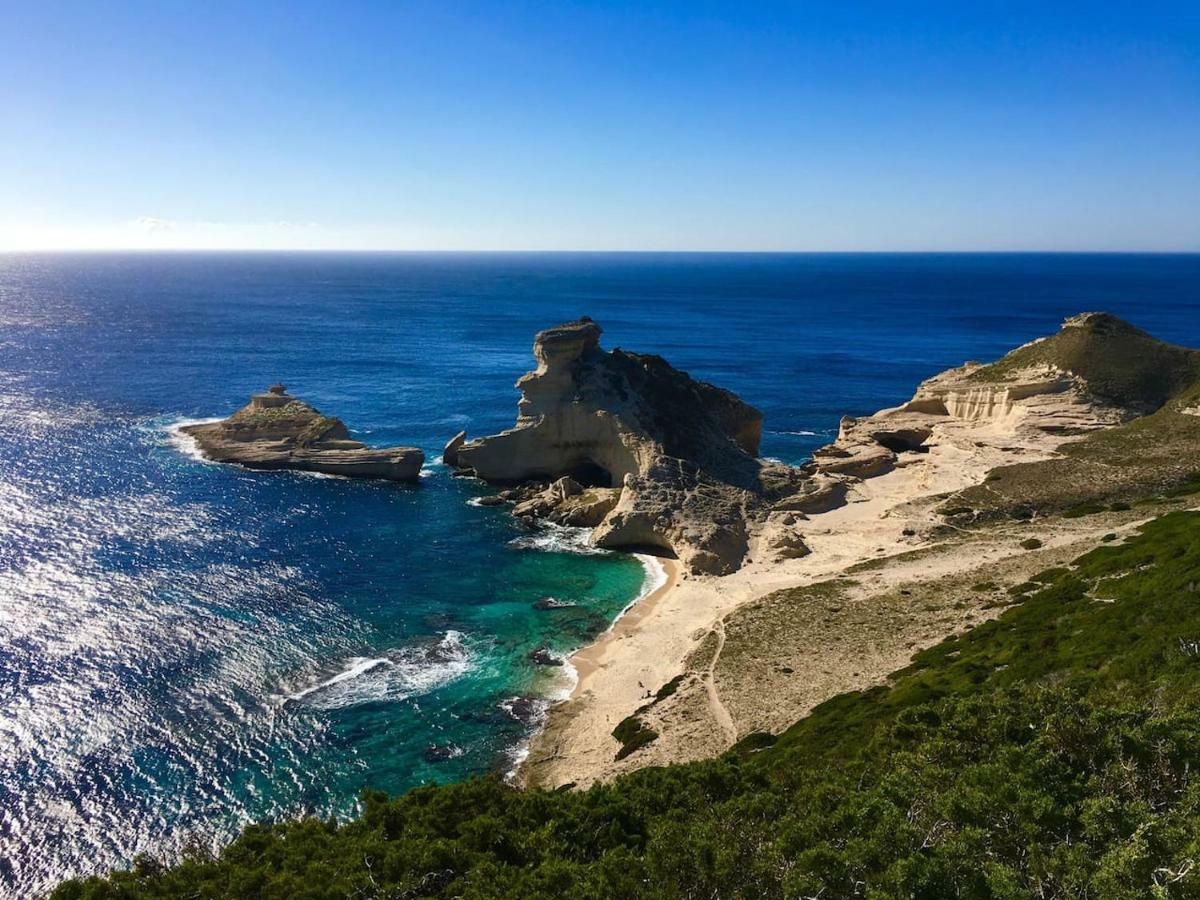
[450,318,800,574]
[509,476,623,527]
[810,314,1159,480]
[442,430,466,467]
[182,387,424,481]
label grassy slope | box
[968,313,1200,412]
[950,406,1200,519]
[949,315,1200,519]
[55,511,1200,899]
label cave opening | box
[872,429,933,454]
[563,459,613,488]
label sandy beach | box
[520,411,1158,789]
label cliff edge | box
[448,318,829,574]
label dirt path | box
[702,619,737,744]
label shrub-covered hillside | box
[55,512,1200,899]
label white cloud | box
[132,216,178,233]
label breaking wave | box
[163,417,223,464]
[508,522,613,556]
[283,631,473,710]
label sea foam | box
[283,631,473,710]
[164,417,223,464]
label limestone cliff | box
[811,312,1200,480]
[182,386,424,481]
[449,318,822,574]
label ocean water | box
[1,252,1198,896]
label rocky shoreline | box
[174,314,1200,791]
[181,384,425,481]
[513,312,1200,788]
[443,314,1157,580]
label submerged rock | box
[473,494,508,507]
[501,696,545,724]
[423,744,458,763]
[182,385,424,481]
[528,647,563,666]
[533,597,576,610]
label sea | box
[1,252,1198,896]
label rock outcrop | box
[442,430,466,467]
[810,313,1190,481]
[451,313,1190,575]
[182,385,424,481]
[448,318,822,575]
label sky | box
[1,1,1197,252]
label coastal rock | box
[529,647,563,666]
[809,314,1172,480]
[449,318,812,575]
[512,478,622,527]
[761,525,811,561]
[182,385,424,481]
[443,430,467,467]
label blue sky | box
[1,1,1197,250]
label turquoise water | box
[1,252,1198,895]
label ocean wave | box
[282,631,473,710]
[508,522,613,556]
[162,417,223,464]
[770,429,823,436]
[286,657,389,701]
[501,696,553,781]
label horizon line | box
[2,247,1198,256]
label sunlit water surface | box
[1,252,1197,896]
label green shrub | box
[612,715,658,760]
[1063,502,1107,518]
[55,513,1200,900]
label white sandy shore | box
[518,415,1128,788]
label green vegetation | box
[1007,580,1039,596]
[54,513,1200,899]
[610,676,688,760]
[612,715,660,760]
[947,317,1200,521]
[1030,566,1068,583]
[968,313,1200,411]
[1019,537,1043,550]
[653,674,686,702]
[954,407,1200,520]
[230,401,343,446]
[230,400,316,424]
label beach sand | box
[519,413,1158,789]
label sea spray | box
[163,417,223,464]
[282,632,474,710]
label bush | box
[55,513,1200,900]
[612,715,658,760]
